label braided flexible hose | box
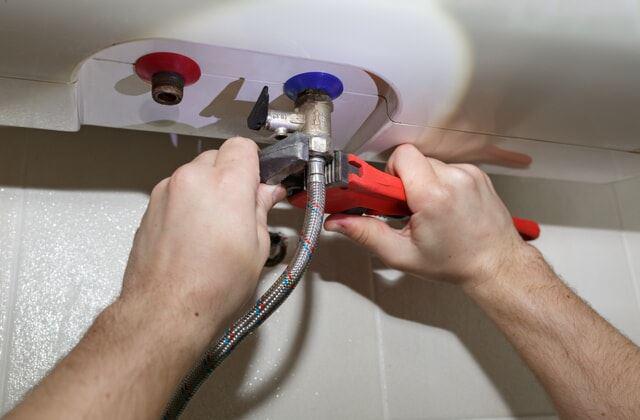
[163,157,326,419]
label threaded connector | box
[151,72,185,105]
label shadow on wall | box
[313,236,555,416]
[119,76,296,145]
[0,124,637,418]
[0,124,633,231]
[0,125,211,193]
[181,206,314,419]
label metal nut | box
[308,136,332,156]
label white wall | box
[0,125,639,419]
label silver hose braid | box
[163,156,326,419]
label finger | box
[386,144,450,177]
[214,137,260,184]
[192,149,218,167]
[324,214,414,266]
[385,144,442,211]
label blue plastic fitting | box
[283,72,344,101]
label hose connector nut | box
[308,135,333,157]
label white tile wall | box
[0,128,28,407]
[183,228,385,419]
[492,176,640,342]
[613,175,640,323]
[0,125,638,419]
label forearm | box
[6,295,217,420]
[465,245,640,418]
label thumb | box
[256,183,287,227]
[325,214,409,261]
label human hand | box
[324,144,526,289]
[120,137,285,346]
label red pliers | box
[288,151,540,241]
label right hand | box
[324,144,528,288]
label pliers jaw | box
[259,132,310,185]
[280,150,353,197]
[288,152,412,218]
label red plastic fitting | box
[134,52,201,105]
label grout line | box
[611,183,640,323]
[374,306,390,420]
[0,132,29,411]
[369,259,390,420]
[468,416,558,420]
[621,232,640,312]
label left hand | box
[120,137,285,346]
[4,137,286,420]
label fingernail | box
[325,221,345,234]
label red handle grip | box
[511,217,540,241]
[289,154,540,241]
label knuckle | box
[227,136,251,143]
[225,136,258,152]
[150,177,169,198]
[460,163,481,176]
[458,164,494,191]
[482,171,494,187]
[462,163,483,177]
[396,143,418,154]
[391,144,416,162]
[424,156,441,166]
[450,167,476,189]
[427,186,453,211]
[198,149,218,160]
[169,164,200,190]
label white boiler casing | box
[2,0,640,182]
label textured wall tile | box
[183,208,384,420]
[0,126,384,419]
[0,127,28,411]
[4,190,148,408]
[613,175,640,315]
[615,175,640,230]
[495,175,640,342]
[376,175,640,419]
[472,416,558,420]
[373,262,554,419]
[2,123,639,420]
[1,126,201,410]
